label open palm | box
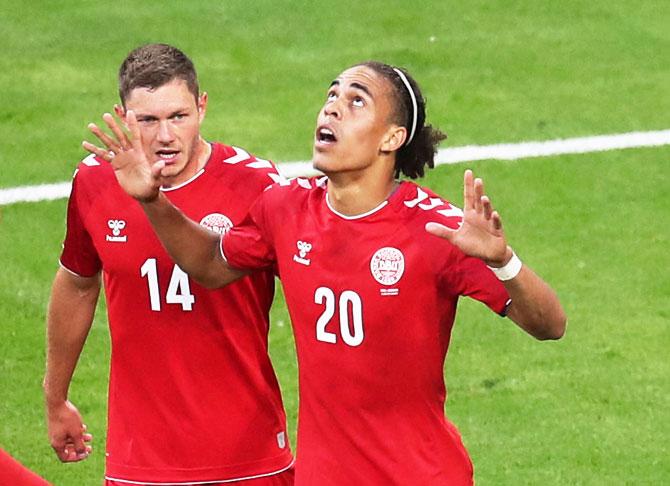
[426,170,510,267]
[82,110,163,202]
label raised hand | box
[46,400,93,462]
[425,169,512,267]
[82,110,163,202]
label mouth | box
[315,125,337,146]
[155,149,180,165]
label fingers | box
[425,222,455,241]
[463,169,474,210]
[82,141,115,162]
[72,436,90,457]
[481,195,493,220]
[126,110,144,153]
[53,440,90,462]
[474,177,484,213]
[52,427,92,462]
[102,113,132,151]
[85,111,132,157]
[58,445,90,462]
[466,169,498,221]
[491,210,503,231]
[150,160,167,178]
[479,184,503,232]
[88,122,122,154]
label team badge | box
[370,247,405,286]
[106,219,127,242]
[199,213,233,235]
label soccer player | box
[43,44,295,485]
[88,60,566,485]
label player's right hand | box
[83,110,163,203]
[46,400,93,462]
[425,169,511,267]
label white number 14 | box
[140,258,195,311]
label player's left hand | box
[46,399,93,462]
[425,169,512,267]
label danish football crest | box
[370,247,405,285]
[199,213,233,235]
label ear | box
[197,92,208,123]
[379,125,407,153]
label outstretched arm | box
[83,111,246,288]
[426,170,566,340]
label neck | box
[192,137,211,172]
[325,170,397,217]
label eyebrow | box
[329,79,373,98]
[135,109,188,120]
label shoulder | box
[395,181,463,230]
[264,174,326,198]
[207,142,282,189]
[248,175,325,218]
[71,154,115,192]
[73,154,113,176]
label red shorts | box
[105,465,295,486]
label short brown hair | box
[118,43,199,106]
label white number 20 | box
[314,287,364,346]
[140,258,195,311]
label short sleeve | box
[59,174,102,277]
[221,192,276,271]
[444,249,511,316]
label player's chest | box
[83,186,250,270]
[275,215,447,352]
[276,214,437,307]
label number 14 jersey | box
[222,177,511,485]
[60,143,293,484]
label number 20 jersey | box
[60,143,293,484]
[222,177,511,485]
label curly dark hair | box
[356,61,446,179]
[118,43,199,106]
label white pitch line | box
[0,181,73,206]
[2,129,670,206]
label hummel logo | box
[106,219,128,242]
[293,240,312,266]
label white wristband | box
[487,251,522,281]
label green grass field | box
[1,1,668,484]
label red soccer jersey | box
[60,143,293,484]
[222,177,511,485]
[0,447,50,485]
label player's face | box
[313,65,400,175]
[121,79,207,185]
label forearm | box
[503,264,567,340]
[44,269,100,406]
[141,192,246,288]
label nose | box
[157,120,175,143]
[323,98,341,120]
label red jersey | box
[60,143,293,484]
[222,178,510,485]
[0,447,50,485]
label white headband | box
[393,67,418,145]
